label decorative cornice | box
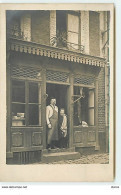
[8,38,106,67]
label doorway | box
[46,83,69,148]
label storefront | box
[6,38,105,164]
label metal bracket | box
[72,95,85,104]
[44,94,48,99]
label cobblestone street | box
[43,153,109,164]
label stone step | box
[47,147,75,153]
[41,151,80,163]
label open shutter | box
[50,11,56,46]
[67,14,79,49]
[88,89,95,126]
[20,13,31,41]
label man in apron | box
[46,97,58,150]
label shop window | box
[12,80,41,127]
[28,83,41,126]
[73,86,95,126]
[12,81,25,126]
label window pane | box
[29,83,39,103]
[12,104,25,126]
[12,81,25,103]
[67,32,78,49]
[29,105,41,125]
[73,86,88,126]
[88,90,94,107]
[68,14,79,33]
[88,109,94,126]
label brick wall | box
[98,67,105,132]
[81,11,89,54]
[89,11,100,56]
[31,11,50,45]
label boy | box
[59,108,67,148]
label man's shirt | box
[46,104,58,125]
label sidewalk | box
[45,153,109,164]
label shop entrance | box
[46,83,69,148]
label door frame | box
[45,81,71,148]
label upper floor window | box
[55,11,82,52]
[7,11,31,41]
[67,13,79,50]
[56,11,67,48]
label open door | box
[46,83,69,148]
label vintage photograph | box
[6,8,111,165]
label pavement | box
[45,153,109,164]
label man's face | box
[60,109,64,116]
[50,99,56,106]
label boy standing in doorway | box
[59,108,68,148]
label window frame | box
[73,85,96,127]
[88,88,95,126]
[67,12,80,50]
[11,78,42,127]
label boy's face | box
[60,109,64,116]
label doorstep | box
[41,151,80,163]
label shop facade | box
[6,10,109,164]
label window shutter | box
[67,14,79,49]
[88,89,95,126]
[50,11,56,46]
[68,14,79,33]
[20,13,31,41]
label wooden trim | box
[12,102,26,104]
[74,83,95,88]
[46,80,70,86]
[11,76,42,82]
[41,69,47,149]
[28,103,41,105]
[8,38,106,67]
[68,73,74,148]
[6,152,13,158]
[67,10,80,16]
[25,81,29,126]
[74,126,96,129]
[74,142,96,147]
[11,146,43,152]
[11,127,43,131]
